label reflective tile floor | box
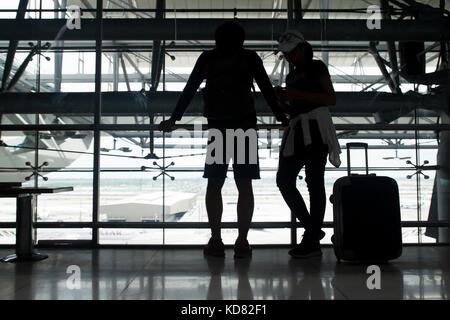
[0,246,449,300]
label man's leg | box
[206,178,226,240]
[234,178,254,241]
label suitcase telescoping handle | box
[346,142,369,176]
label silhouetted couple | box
[159,22,340,259]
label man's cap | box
[278,30,305,53]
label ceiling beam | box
[23,73,412,84]
[0,90,444,116]
[0,18,448,41]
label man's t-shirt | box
[170,48,287,127]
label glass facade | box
[0,1,448,247]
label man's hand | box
[278,102,291,113]
[276,87,302,102]
[281,119,289,127]
[158,118,176,132]
[274,87,291,113]
[274,86,283,94]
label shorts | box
[203,126,260,180]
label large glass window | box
[0,0,448,247]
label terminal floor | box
[0,246,449,300]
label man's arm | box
[251,53,288,124]
[171,52,208,120]
[159,52,208,132]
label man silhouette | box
[159,21,287,258]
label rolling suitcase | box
[331,142,402,263]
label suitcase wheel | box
[329,194,334,203]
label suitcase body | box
[331,143,403,263]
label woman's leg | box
[276,155,311,232]
[303,146,328,242]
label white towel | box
[282,107,341,168]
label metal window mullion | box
[287,0,297,246]
[33,0,43,247]
[92,0,103,246]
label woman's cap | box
[278,30,305,53]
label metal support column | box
[54,0,66,92]
[0,0,29,91]
[287,0,297,245]
[112,43,119,125]
[119,53,131,91]
[320,0,329,66]
[113,50,119,92]
[369,42,399,94]
[146,0,165,159]
[380,0,401,93]
[440,0,449,68]
[150,0,166,92]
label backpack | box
[202,49,256,120]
